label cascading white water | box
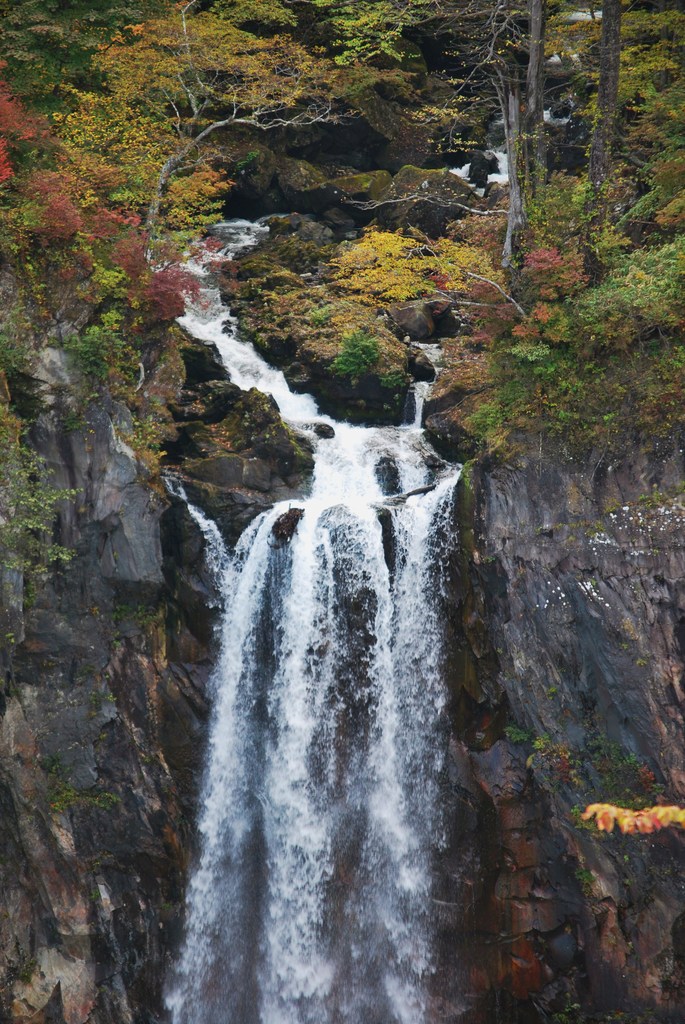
[166,219,460,1024]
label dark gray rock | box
[388,302,435,340]
[467,150,499,189]
[443,438,685,1021]
[408,347,436,382]
[375,456,401,496]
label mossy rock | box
[276,158,341,213]
[242,285,410,424]
[229,144,277,200]
[240,233,333,277]
[325,170,392,204]
[240,267,305,294]
[169,386,314,489]
[349,86,404,142]
[375,165,476,234]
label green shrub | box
[332,329,380,380]
[309,304,334,326]
[504,723,534,744]
[0,409,77,575]
[0,332,29,376]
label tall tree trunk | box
[588,0,622,195]
[500,80,527,267]
[145,152,184,241]
[525,0,547,191]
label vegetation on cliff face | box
[0,0,679,597]
[0,4,683,1022]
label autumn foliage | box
[0,66,48,188]
[582,803,685,835]
[0,139,12,185]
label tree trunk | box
[501,80,527,267]
[525,0,547,191]
[588,0,622,195]
[145,150,185,242]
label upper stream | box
[166,220,460,1024]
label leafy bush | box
[309,304,334,326]
[573,237,685,355]
[332,329,380,379]
[0,332,28,375]
[0,408,76,575]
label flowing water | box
[166,220,460,1024]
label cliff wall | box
[444,438,685,1021]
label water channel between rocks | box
[166,219,462,1024]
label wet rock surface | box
[441,438,685,1022]
[0,397,218,1024]
[164,337,315,543]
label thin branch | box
[464,271,526,315]
[347,192,507,216]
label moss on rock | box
[423,341,492,459]
[375,165,476,235]
[243,285,410,424]
[325,170,392,204]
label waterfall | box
[166,220,460,1024]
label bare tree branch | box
[463,271,526,315]
[346,192,508,217]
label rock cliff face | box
[0,323,315,1023]
[0,396,212,1024]
[2,235,684,1021]
[442,438,685,1022]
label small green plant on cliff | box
[379,370,407,391]
[504,723,534,744]
[12,945,37,986]
[332,329,380,380]
[550,1000,583,1024]
[0,331,29,376]
[575,867,595,897]
[309,304,334,326]
[0,409,77,577]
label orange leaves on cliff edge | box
[582,803,685,835]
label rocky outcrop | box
[235,234,411,424]
[0,308,314,1023]
[441,437,685,1022]
[423,342,490,458]
[167,380,314,543]
[0,396,217,1024]
[375,165,476,235]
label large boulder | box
[276,158,340,213]
[388,301,435,340]
[375,165,476,235]
[349,85,436,171]
[408,346,436,382]
[228,144,278,201]
[322,170,393,223]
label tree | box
[303,0,551,265]
[94,2,340,237]
[587,0,622,199]
[0,0,165,103]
